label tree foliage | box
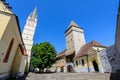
[30,42,56,70]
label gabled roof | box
[56,49,66,58]
[74,40,106,58]
[65,21,83,33]
[56,49,75,58]
[0,1,13,14]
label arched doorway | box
[60,66,64,72]
[67,65,73,72]
[92,61,99,72]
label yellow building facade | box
[52,50,67,72]
[0,1,28,79]
[74,41,106,73]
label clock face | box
[27,21,35,27]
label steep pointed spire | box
[29,6,37,20]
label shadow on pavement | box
[110,73,120,80]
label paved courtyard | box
[25,72,120,80]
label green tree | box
[30,42,56,71]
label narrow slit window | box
[3,38,14,63]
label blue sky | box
[7,0,119,53]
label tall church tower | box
[22,7,38,66]
[65,21,86,54]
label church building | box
[0,0,38,79]
[74,41,106,73]
[22,7,38,72]
[0,0,28,79]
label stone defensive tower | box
[65,21,86,54]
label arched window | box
[76,60,78,66]
[3,38,14,63]
[79,60,81,65]
[81,59,84,66]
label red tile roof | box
[56,49,66,58]
[65,51,75,56]
[74,40,105,58]
[65,21,83,33]
[56,49,75,58]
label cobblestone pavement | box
[26,72,118,80]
